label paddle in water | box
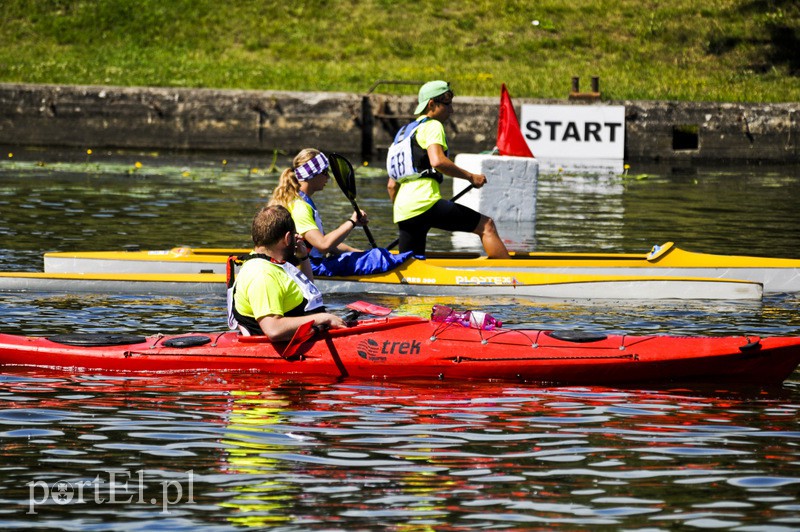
[280,320,317,360]
[327,152,378,248]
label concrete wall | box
[0,83,363,155]
[0,83,797,163]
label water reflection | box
[3,157,799,262]
[1,155,799,528]
[0,371,797,528]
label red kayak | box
[1,316,799,385]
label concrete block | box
[452,153,538,222]
[449,153,538,252]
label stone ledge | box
[0,83,797,163]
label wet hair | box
[270,148,322,208]
[252,205,296,247]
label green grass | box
[0,0,797,103]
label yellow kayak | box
[0,242,764,300]
[41,241,797,293]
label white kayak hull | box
[42,255,797,295]
[0,270,762,300]
[37,241,800,295]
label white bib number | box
[281,261,324,312]
[386,135,415,181]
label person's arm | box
[292,236,315,279]
[257,312,346,342]
[427,143,487,188]
[301,211,366,255]
[387,178,400,203]
[335,242,361,253]
[245,261,346,342]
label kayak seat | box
[547,331,608,343]
[47,334,147,346]
[162,335,212,348]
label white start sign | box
[519,104,626,160]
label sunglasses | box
[434,92,454,106]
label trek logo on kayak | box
[357,338,422,361]
[26,469,194,514]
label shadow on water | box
[0,370,797,529]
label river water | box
[0,152,799,530]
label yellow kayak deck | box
[40,241,799,293]
[0,242,768,299]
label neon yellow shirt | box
[287,198,319,236]
[233,257,305,320]
[392,118,447,223]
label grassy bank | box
[0,0,797,103]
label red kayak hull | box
[1,317,799,385]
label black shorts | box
[397,199,482,256]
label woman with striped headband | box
[270,148,368,260]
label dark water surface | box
[0,153,799,529]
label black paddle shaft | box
[328,153,378,248]
[385,184,474,251]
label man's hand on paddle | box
[314,312,348,330]
[259,313,348,341]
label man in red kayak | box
[230,205,346,340]
[386,80,509,258]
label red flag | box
[496,84,534,158]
